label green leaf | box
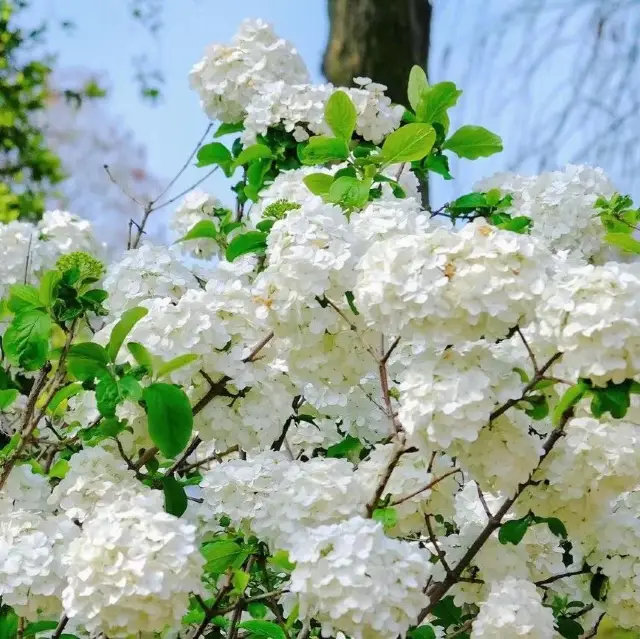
[128,342,154,371]
[269,549,295,573]
[234,144,272,168]
[143,383,193,458]
[39,270,61,308]
[232,568,250,594]
[407,65,429,112]
[238,620,285,639]
[202,539,246,574]
[118,375,143,401]
[382,123,436,164]
[96,374,120,417]
[247,602,268,619]
[7,284,43,313]
[556,617,583,639]
[163,475,188,517]
[327,176,371,209]
[425,154,453,180]
[541,517,568,539]
[499,516,532,545]
[176,220,218,244]
[300,136,350,165]
[256,220,274,233]
[590,573,609,602]
[326,435,363,461]
[214,122,244,137]
[415,82,462,125]
[67,343,110,381]
[443,125,503,159]
[157,354,200,379]
[23,620,59,637]
[0,389,18,411]
[372,507,398,530]
[303,173,334,196]
[552,381,588,426]
[605,232,640,254]
[47,383,83,414]
[0,605,18,639]
[407,626,437,639]
[197,142,232,170]
[107,306,148,362]
[0,433,21,460]
[522,394,549,420]
[345,291,359,315]
[325,90,357,141]
[590,380,632,419]
[3,310,52,370]
[450,193,488,211]
[225,231,268,262]
[48,458,70,479]
[494,215,532,234]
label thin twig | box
[104,164,142,207]
[426,513,453,577]
[167,435,203,474]
[243,332,274,363]
[535,569,590,588]
[153,167,219,212]
[389,468,461,506]
[476,484,494,520]
[52,615,69,639]
[151,123,213,206]
[447,619,474,638]
[516,326,539,374]
[180,445,240,473]
[380,336,401,366]
[366,435,406,515]
[322,296,378,360]
[581,613,606,639]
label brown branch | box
[581,613,606,639]
[425,513,453,577]
[179,445,240,473]
[243,332,274,363]
[447,619,474,638]
[476,484,494,520]
[389,468,461,506]
[366,435,407,515]
[418,408,573,622]
[516,326,538,374]
[51,615,69,639]
[535,568,591,588]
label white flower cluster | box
[243,78,404,145]
[476,164,615,261]
[288,517,431,639]
[0,211,103,299]
[190,18,309,123]
[355,219,550,344]
[62,492,203,636]
[102,243,200,315]
[171,190,224,259]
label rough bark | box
[322,0,432,106]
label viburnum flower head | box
[355,219,550,345]
[190,18,309,122]
[62,492,204,636]
[471,577,556,638]
[288,516,432,639]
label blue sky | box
[26,1,627,232]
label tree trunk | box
[322,0,432,106]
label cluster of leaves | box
[185,67,504,265]
[596,192,640,255]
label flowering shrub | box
[2,17,640,639]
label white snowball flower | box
[190,18,309,123]
[0,509,78,620]
[537,261,640,384]
[251,457,368,551]
[37,209,105,258]
[48,446,143,522]
[0,464,51,513]
[398,341,524,449]
[171,190,224,259]
[62,492,204,636]
[198,451,290,536]
[253,196,354,326]
[476,165,615,261]
[242,80,403,145]
[355,219,550,345]
[471,577,555,638]
[0,393,27,437]
[103,243,199,316]
[288,516,431,639]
